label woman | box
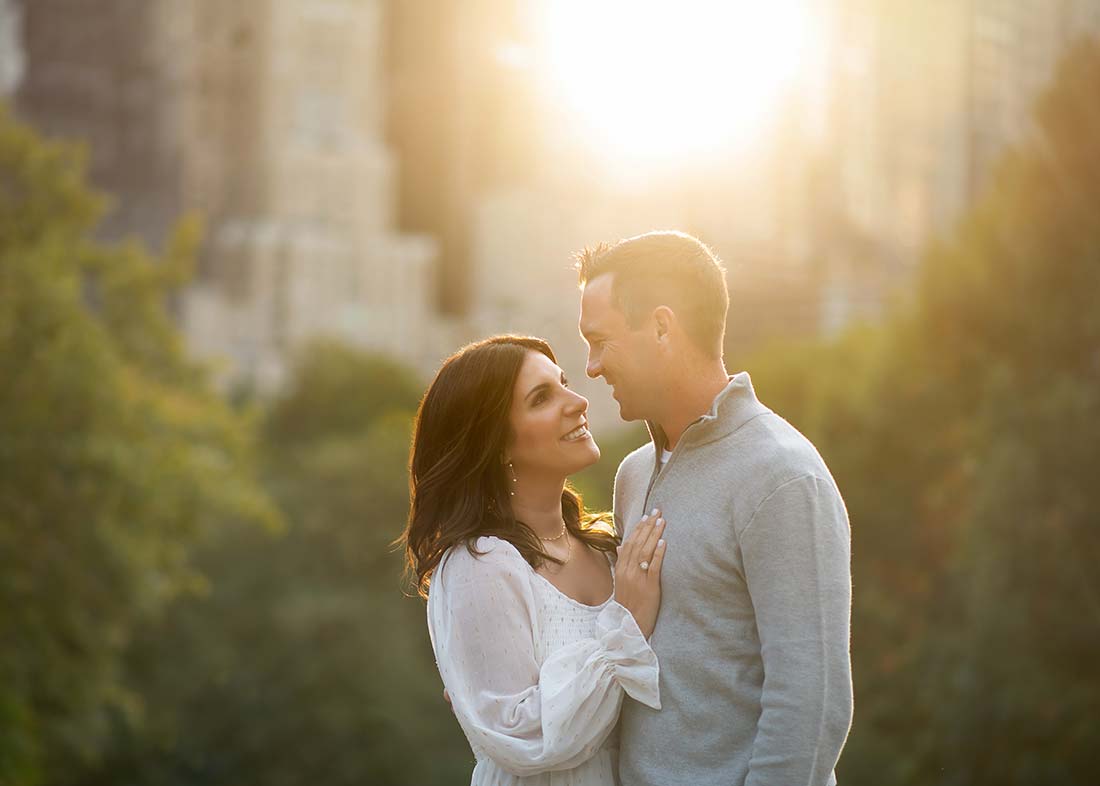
[402,335,667,785]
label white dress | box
[427,535,661,785]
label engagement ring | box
[639,561,649,571]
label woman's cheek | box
[518,413,550,456]
[546,412,564,447]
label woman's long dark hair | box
[401,335,618,598]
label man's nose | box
[586,354,601,379]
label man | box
[576,231,853,785]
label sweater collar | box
[645,371,771,453]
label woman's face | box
[506,350,600,481]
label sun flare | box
[532,0,821,165]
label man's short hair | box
[575,230,728,358]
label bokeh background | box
[2,1,1100,784]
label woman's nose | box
[565,389,588,414]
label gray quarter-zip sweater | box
[613,372,853,786]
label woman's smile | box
[561,422,591,442]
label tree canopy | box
[0,105,277,785]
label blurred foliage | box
[3,34,1100,786]
[0,106,278,785]
[70,343,472,786]
[261,341,423,450]
[748,39,1100,785]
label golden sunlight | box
[532,0,821,165]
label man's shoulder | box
[722,411,837,493]
[616,442,654,482]
[611,442,654,507]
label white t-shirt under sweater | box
[427,536,661,785]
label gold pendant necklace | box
[552,531,572,566]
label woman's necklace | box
[540,518,567,542]
[541,519,572,566]
[551,531,572,566]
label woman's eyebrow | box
[525,371,567,401]
[524,382,551,402]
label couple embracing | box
[401,231,853,785]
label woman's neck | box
[511,477,567,539]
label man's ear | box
[652,306,674,345]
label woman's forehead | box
[516,351,562,385]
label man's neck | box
[659,364,731,450]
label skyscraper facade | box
[15,0,441,390]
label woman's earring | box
[507,461,517,496]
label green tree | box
[910,39,1100,783]
[78,343,472,785]
[0,106,277,785]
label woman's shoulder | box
[438,535,530,582]
[430,536,537,617]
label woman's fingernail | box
[658,539,665,547]
[657,518,665,527]
[651,508,659,516]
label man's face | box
[579,273,660,422]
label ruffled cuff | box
[596,601,661,709]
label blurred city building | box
[386,0,1100,389]
[180,0,440,391]
[14,0,442,391]
[816,0,1100,332]
[8,0,1100,409]
[16,0,192,244]
[387,0,539,318]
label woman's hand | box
[613,509,667,639]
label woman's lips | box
[561,424,591,442]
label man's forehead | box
[579,274,616,329]
[583,272,615,301]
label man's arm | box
[740,474,854,786]
[611,459,629,540]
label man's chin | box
[615,400,640,423]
